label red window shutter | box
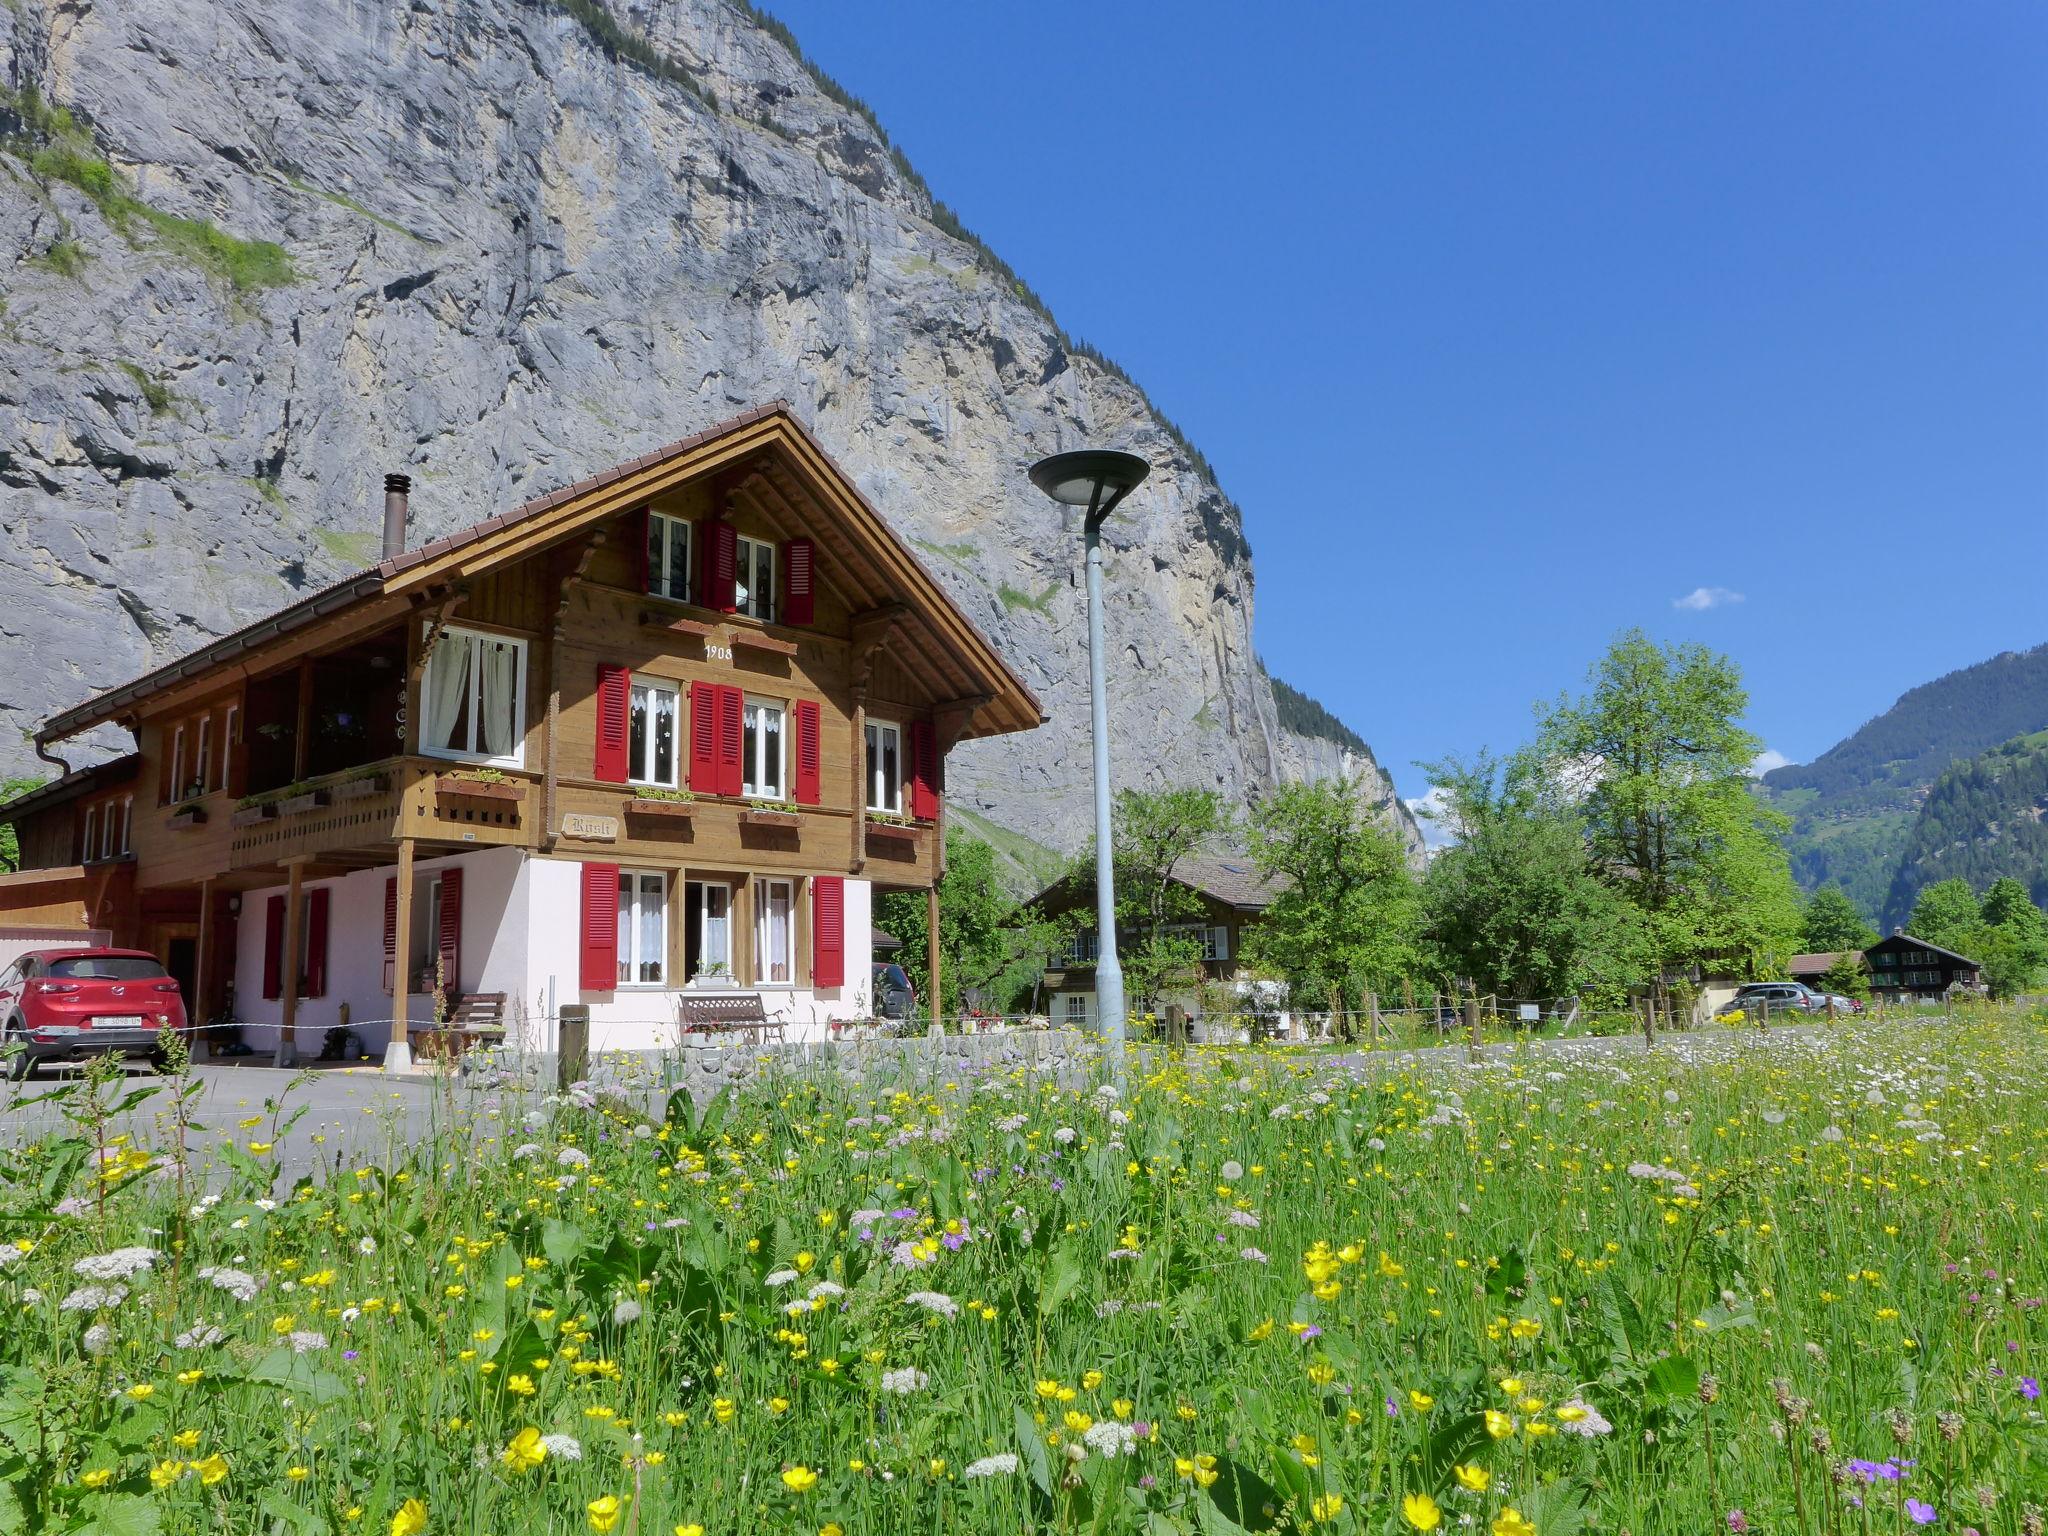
[305,888,330,998]
[782,538,815,625]
[702,519,737,612]
[594,664,632,782]
[262,895,285,1001]
[579,862,620,994]
[437,867,463,993]
[628,506,651,593]
[812,876,844,989]
[909,719,940,820]
[793,699,821,804]
[687,681,718,792]
[717,685,745,797]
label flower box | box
[333,775,390,802]
[229,803,275,829]
[865,821,920,845]
[740,807,800,829]
[165,807,206,831]
[625,798,696,821]
[278,790,330,817]
[435,775,525,803]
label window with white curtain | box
[864,719,902,813]
[743,697,784,799]
[616,870,668,986]
[421,626,528,767]
[754,877,793,984]
[735,535,776,622]
[684,881,731,979]
[629,678,680,787]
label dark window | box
[47,956,167,980]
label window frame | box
[735,534,777,623]
[80,805,97,864]
[616,868,669,988]
[419,624,529,769]
[864,718,903,814]
[742,694,786,800]
[686,879,733,980]
[647,511,692,603]
[169,725,186,805]
[627,676,683,789]
[219,706,238,793]
[117,796,132,856]
[753,876,795,986]
[1064,993,1090,1025]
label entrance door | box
[148,922,201,1013]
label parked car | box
[872,962,916,1021]
[1714,981,1827,1021]
[0,948,189,1079]
[1811,991,1865,1015]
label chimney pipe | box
[382,472,412,559]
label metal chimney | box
[381,473,412,559]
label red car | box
[0,948,189,1079]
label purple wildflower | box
[2022,1376,2041,1401]
[1727,1512,1749,1533]
[1385,1395,1399,1418]
[1905,1500,1936,1525]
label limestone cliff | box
[0,0,1418,858]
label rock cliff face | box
[0,0,1418,859]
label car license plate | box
[95,1015,145,1029]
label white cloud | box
[1403,787,1456,853]
[1672,586,1746,612]
[1749,748,1794,777]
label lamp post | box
[1028,449,1150,1057]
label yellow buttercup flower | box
[149,1460,184,1490]
[587,1496,624,1533]
[781,1466,819,1494]
[1404,1492,1442,1531]
[1408,1390,1435,1412]
[390,1498,427,1536]
[1485,1409,1516,1439]
[1311,1493,1345,1523]
[80,1468,114,1490]
[194,1453,230,1486]
[1454,1463,1490,1492]
[172,1428,201,1451]
[1492,1510,1538,1536]
[676,1527,706,1536]
[502,1427,547,1473]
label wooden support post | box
[849,687,867,874]
[1464,982,1481,1063]
[192,878,213,1059]
[291,660,313,781]
[274,860,306,1068]
[386,838,415,1073]
[926,881,943,1035]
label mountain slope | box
[0,0,1419,860]
[1881,730,2048,929]
[1761,643,2048,915]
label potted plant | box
[229,796,276,829]
[740,799,799,829]
[334,768,391,802]
[865,811,920,845]
[626,787,696,820]
[166,801,206,831]
[435,769,525,804]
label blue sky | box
[759,2,2047,812]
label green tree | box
[0,776,44,873]
[1243,776,1417,1032]
[875,834,1059,1020]
[1535,630,1802,977]
[1109,786,1228,1012]
[1417,751,1651,1007]
[1976,877,2048,999]
[1906,878,1982,950]
[1816,951,1871,1002]
[1800,886,1878,953]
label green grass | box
[13,90,292,292]
[31,237,87,278]
[996,581,1057,617]
[3,1010,2043,1531]
[948,805,1066,899]
[283,175,417,239]
[114,361,175,415]
[245,477,288,512]
[315,529,381,567]
[909,537,979,565]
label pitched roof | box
[1026,850,1286,913]
[1787,951,1857,973]
[39,403,1042,743]
[0,754,141,826]
[1868,931,1983,968]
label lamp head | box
[1028,450,1151,518]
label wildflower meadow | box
[2,1014,2045,1535]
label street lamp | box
[1028,448,1150,1057]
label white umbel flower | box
[880,1367,929,1394]
[964,1453,1018,1480]
[73,1248,158,1282]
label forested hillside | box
[1762,643,2048,914]
[1883,730,2048,929]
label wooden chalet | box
[0,404,1041,1063]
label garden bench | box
[677,990,785,1046]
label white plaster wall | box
[230,847,525,1055]
[529,859,877,1054]
[0,927,111,974]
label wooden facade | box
[1,405,1041,1058]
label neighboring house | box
[1029,853,1282,1029]
[1862,931,1984,1003]
[0,404,1040,1061]
[1788,951,1861,989]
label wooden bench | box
[409,992,508,1062]
[677,990,785,1046]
